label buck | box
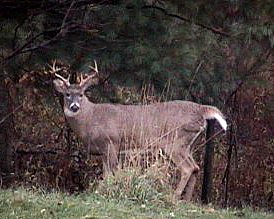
[52,61,227,201]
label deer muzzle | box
[69,102,80,113]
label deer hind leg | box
[181,155,200,201]
[161,144,197,200]
[177,128,204,200]
[168,131,203,200]
[161,126,204,200]
[174,154,197,200]
[182,172,197,201]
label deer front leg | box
[102,143,119,177]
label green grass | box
[0,188,273,219]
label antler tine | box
[55,73,70,85]
[79,73,86,85]
[79,72,96,86]
[79,60,99,86]
[88,60,98,74]
[80,73,84,82]
[49,60,70,86]
[48,60,61,74]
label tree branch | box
[2,1,76,65]
[0,105,22,125]
[142,5,230,37]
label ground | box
[0,188,273,219]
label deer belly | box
[87,144,105,155]
[84,135,119,156]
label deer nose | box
[70,103,80,112]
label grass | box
[96,166,175,206]
[0,187,273,219]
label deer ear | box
[53,79,67,93]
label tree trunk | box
[0,76,13,175]
[201,119,216,204]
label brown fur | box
[64,96,224,200]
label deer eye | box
[80,94,83,97]
[66,93,70,97]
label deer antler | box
[49,60,62,74]
[49,60,70,86]
[55,73,70,87]
[88,60,98,74]
[79,60,98,86]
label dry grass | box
[95,125,180,205]
[91,83,189,205]
[95,121,202,206]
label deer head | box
[52,60,99,117]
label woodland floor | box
[0,188,273,219]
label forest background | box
[0,0,273,209]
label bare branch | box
[2,0,77,65]
[0,105,22,125]
[60,0,76,37]
[142,5,230,37]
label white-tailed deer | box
[52,61,227,201]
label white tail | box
[202,106,227,131]
[213,113,227,130]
